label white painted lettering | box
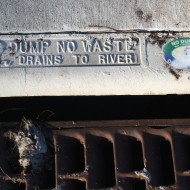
[93,40,103,52]
[19,56,26,65]
[82,41,92,52]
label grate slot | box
[118,178,146,190]
[173,132,190,172]
[86,134,115,189]
[57,179,86,190]
[26,171,55,190]
[178,176,190,190]
[115,134,144,173]
[144,133,175,187]
[56,135,85,174]
[0,179,25,190]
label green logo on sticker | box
[163,38,190,69]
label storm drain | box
[53,126,190,190]
[1,121,190,189]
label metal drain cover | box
[0,119,190,189]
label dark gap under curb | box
[0,95,190,121]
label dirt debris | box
[147,33,170,48]
[149,185,178,190]
[169,67,181,80]
[9,118,48,175]
[135,168,151,183]
[147,32,180,48]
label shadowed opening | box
[115,134,144,173]
[86,134,115,189]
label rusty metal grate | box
[53,126,190,190]
[1,120,190,189]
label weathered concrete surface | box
[0,0,189,33]
[0,0,190,97]
[0,33,190,97]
